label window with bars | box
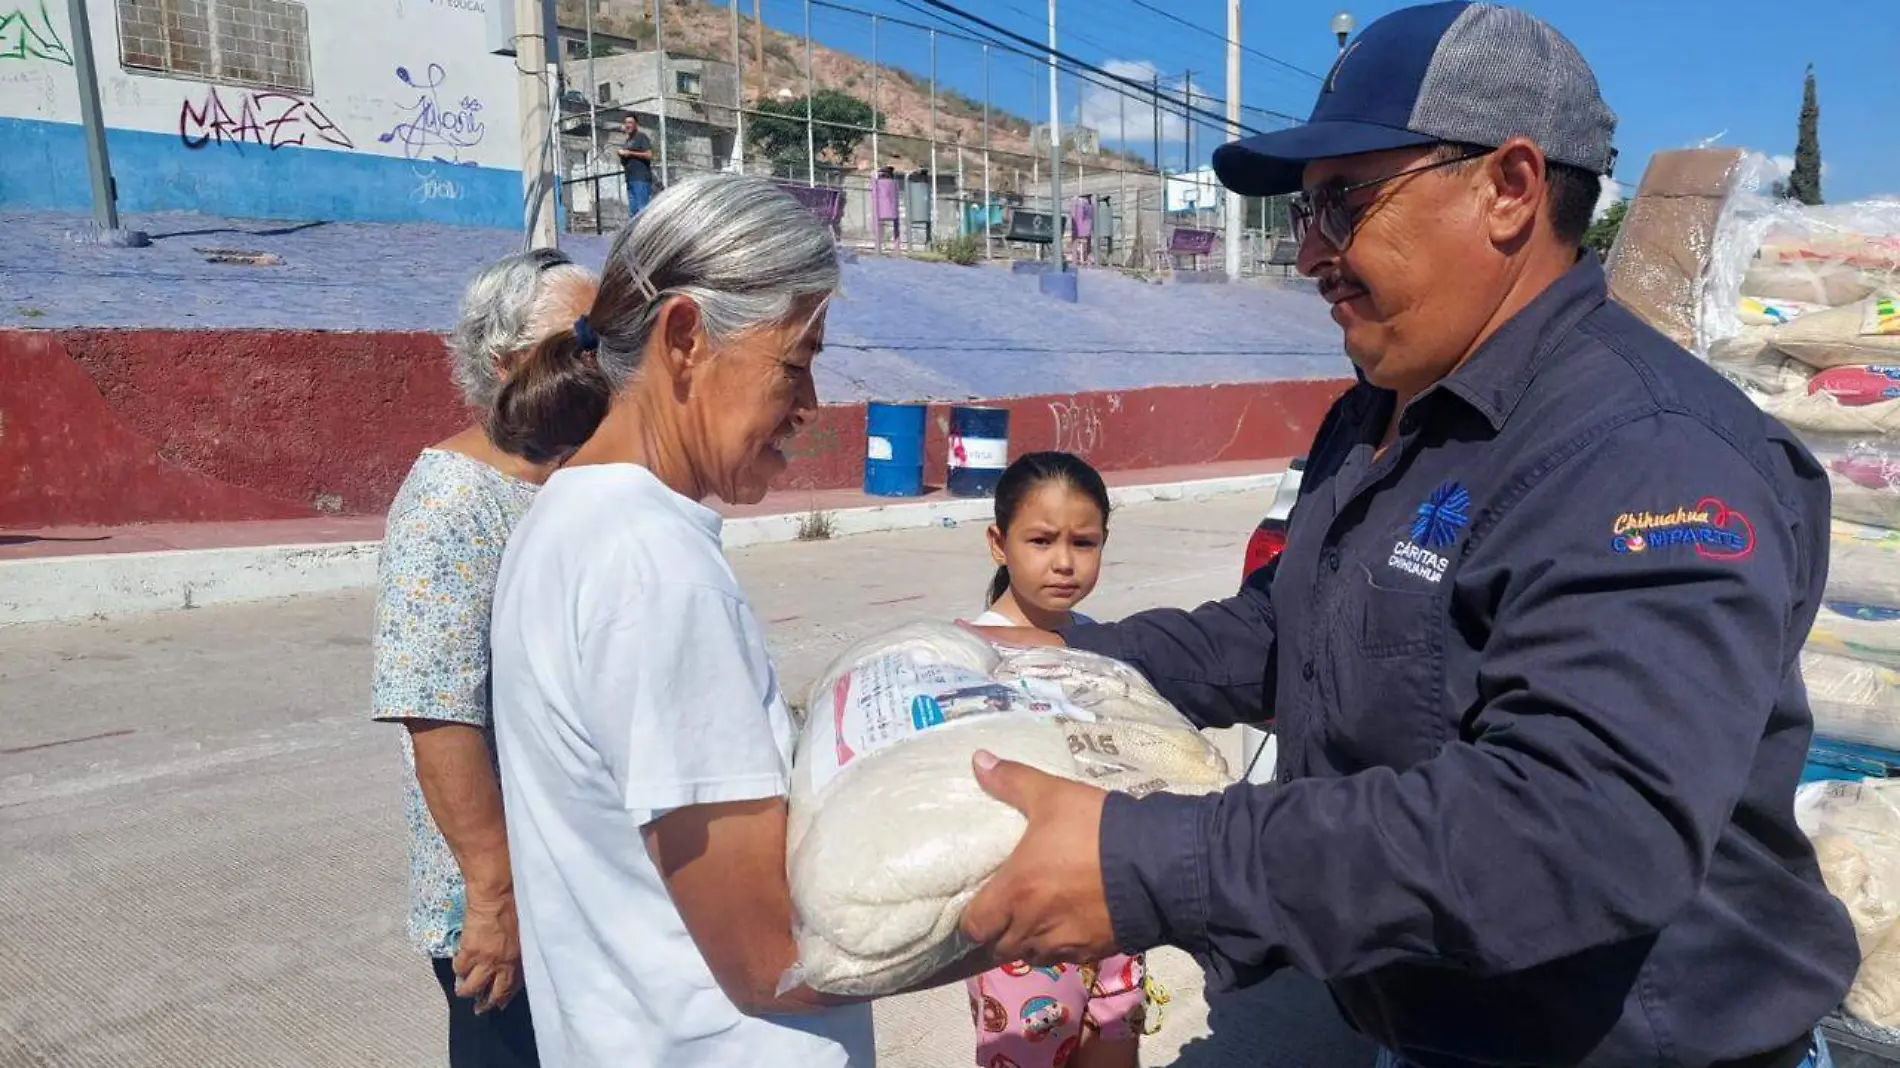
[116,0,314,95]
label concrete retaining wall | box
[0,328,1350,528]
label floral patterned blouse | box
[371,448,538,958]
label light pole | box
[1331,11,1356,55]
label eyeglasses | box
[1289,148,1490,253]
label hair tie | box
[573,315,600,352]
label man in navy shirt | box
[961,5,1858,1066]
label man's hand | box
[959,621,1067,649]
[959,750,1120,965]
[453,888,523,1014]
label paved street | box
[0,493,1373,1068]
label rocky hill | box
[557,0,1148,181]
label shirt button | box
[1325,550,1340,572]
[1301,660,1315,682]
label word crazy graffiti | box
[0,1,73,65]
[178,86,355,152]
[378,63,486,165]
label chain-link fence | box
[549,0,1299,276]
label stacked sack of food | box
[1645,153,1900,1039]
[1685,164,1900,753]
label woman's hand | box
[455,887,524,1014]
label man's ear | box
[1483,137,1546,246]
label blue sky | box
[762,0,1896,203]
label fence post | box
[982,42,992,261]
[652,0,672,186]
[928,29,938,245]
[803,0,815,186]
[729,0,743,172]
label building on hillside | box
[0,0,524,226]
[556,49,738,230]
[560,51,738,175]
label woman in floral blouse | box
[371,248,595,1068]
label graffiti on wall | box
[178,87,356,151]
[1048,398,1105,456]
[0,1,72,65]
[410,166,463,203]
[378,64,485,165]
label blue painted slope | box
[0,209,1347,400]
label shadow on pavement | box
[1169,971,1376,1068]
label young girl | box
[966,452,1147,1068]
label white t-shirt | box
[490,463,876,1068]
[971,609,1095,627]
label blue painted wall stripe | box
[0,116,522,228]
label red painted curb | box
[1,329,1349,528]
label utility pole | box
[1048,0,1063,272]
[1223,0,1242,278]
[516,0,558,247]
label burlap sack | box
[1605,149,1747,349]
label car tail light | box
[1242,459,1306,584]
[1244,523,1288,580]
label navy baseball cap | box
[1213,2,1617,197]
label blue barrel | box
[947,406,1011,498]
[863,402,927,497]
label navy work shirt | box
[1068,258,1858,1067]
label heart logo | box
[1694,497,1755,560]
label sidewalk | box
[0,459,1287,625]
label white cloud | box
[1593,174,1625,220]
[1077,59,1188,146]
[1768,153,1832,179]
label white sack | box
[786,623,1231,996]
[1804,650,1900,751]
[1832,521,1900,609]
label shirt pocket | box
[1322,566,1443,769]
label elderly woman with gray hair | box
[489,173,974,1068]
[371,248,595,1068]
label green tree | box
[1788,64,1823,206]
[1583,198,1628,257]
[747,89,880,170]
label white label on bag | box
[806,653,1085,794]
[867,435,894,461]
[948,436,1008,469]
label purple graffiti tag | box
[377,63,486,164]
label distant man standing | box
[617,115,655,219]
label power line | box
[1118,0,1323,82]
[841,0,1278,131]
[895,0,1296,130]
